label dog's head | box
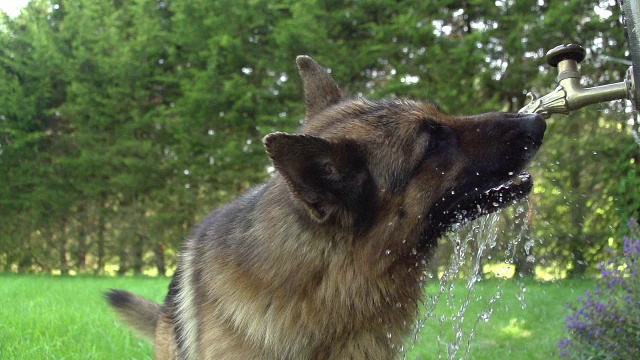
[264,56,545,252]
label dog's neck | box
[228,178,430,357]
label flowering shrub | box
[558,221,640,359]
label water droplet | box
[524,239,535,254]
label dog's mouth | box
[423,171,533,241]
[450,171,533,221]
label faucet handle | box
[546,44,586,67]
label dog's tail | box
[105,289,160,340]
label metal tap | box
[519,44,636,118]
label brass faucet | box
[519,44,637,118]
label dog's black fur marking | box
[105,289,133,308]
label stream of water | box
[407,203,532,359]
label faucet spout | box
[519,44,635,118]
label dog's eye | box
[422,123,452,157]
[425,136,444,154]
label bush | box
[558,220,640,359]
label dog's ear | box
[296,56,344,119]
[263,132,371,224]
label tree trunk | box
[132,233,145,275]
[567,245,588,278]
[58,219,69,275]
[17,256,32,273]
[513,250,535,278]
[117,247,128,275]
[567,172,588,278]
[95,208,106,275]
[154,242,166,276]
[565,120,588,279]
[76,205,88,271]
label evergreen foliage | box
[0,0,638,277]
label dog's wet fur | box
[106,56,545,359]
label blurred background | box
[0,0,637,281]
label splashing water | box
[405,202,533,359]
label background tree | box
[0,0,637,278]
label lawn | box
[0,274,593,359]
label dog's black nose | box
[520,113,546,142]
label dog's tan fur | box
[106,56,545,359]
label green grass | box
[408,278,594,359]
[0,274,168,360]
[0,274,593,359]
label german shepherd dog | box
[106,56,545,359]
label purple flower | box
[559,221,640,359]
[623,236,640,256]
[558,338,570,349]
[609,277,625,288]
